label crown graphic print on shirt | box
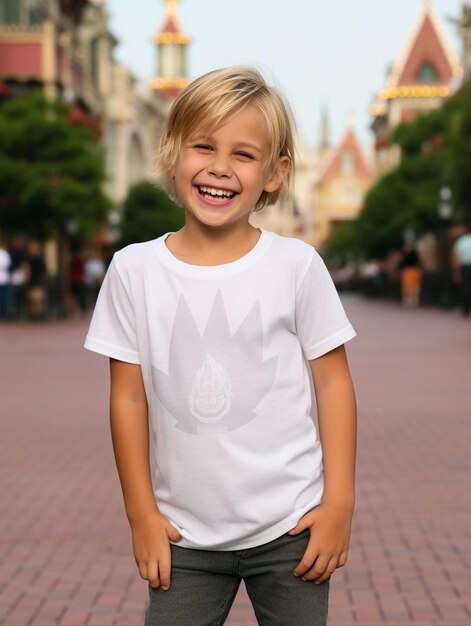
[151,290,278,435]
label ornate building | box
[0,0,191,210]
[313,120,372,250]
[371,0,463,176]
[249,134,318,245]
[0,0,92,103]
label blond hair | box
[155,66,296,211]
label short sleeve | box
[295,250,357,360]
[83,256,140,364]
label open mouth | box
[196,185,238,202]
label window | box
[417,62,439,84]
[0,0,21,23]
[28,0,50,24]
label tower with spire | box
[371,0,463,176]
[319,106,331,160]
[150,0,191,101]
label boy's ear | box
[263,156,290,193]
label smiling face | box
[171,104,288,229]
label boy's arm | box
[289,344,357,584]
[109,358,181,590]
[311,344,357,510]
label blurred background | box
[0,2,470,625]
[0,0,470,318]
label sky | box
[104,0,465,153]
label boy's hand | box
[130,511,182,591]
[288,503,353,584]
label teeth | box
[199,186,235,198]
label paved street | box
[1,294,470,626]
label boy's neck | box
[165,220,262,266]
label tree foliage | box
[0,90,110,242]
[120,181,185,247]
[326,83,471,261]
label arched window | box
[417,62,439,84]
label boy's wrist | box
[321,493,355,511]
[127,507,160,527]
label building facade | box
[0,0,188,211]
[313,121,372,250]
[370,0,463,177]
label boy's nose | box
[208,154,232,178]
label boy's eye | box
[236,152,255,160]
[193,144,212,151]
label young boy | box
[84,66,357,626]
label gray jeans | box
[144,529,329,625]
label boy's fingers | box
[313,556,338,585]
[158,545,172,590]
[288,509,316,535]
[293,545,318,577]
[337,551,348,568]
[288,513,315,535]
[147,562,160,589]
[301,554,330,581]
[167,524,182,542]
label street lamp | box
[437,186,454,308]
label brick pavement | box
[0,295,470,625]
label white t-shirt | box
[84,228,357,550]
[453,233,471,264]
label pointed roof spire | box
[385,0,462,90]
[346,111,355,130]
[166,0,178,17]
[319,105,330,150]
[318,124,370,185]
[154,0,190,45]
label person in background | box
[84,248,106,309]
[452,221,471,317]
[26,241,47,320]
[0,233,12,320]
[8,233,29,320]
[70,247,88,317]
[398,242,423,308]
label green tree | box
[0,90,109,242]
[120,181,184,247]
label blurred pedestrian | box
[0,234,12,320]
[8,233,29,319]
[84,248,105,308]
[398,242,423,307]
[70,247,87,317]
[84,67,357,626]
[452,222,471,317]
[27,241,47,320]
